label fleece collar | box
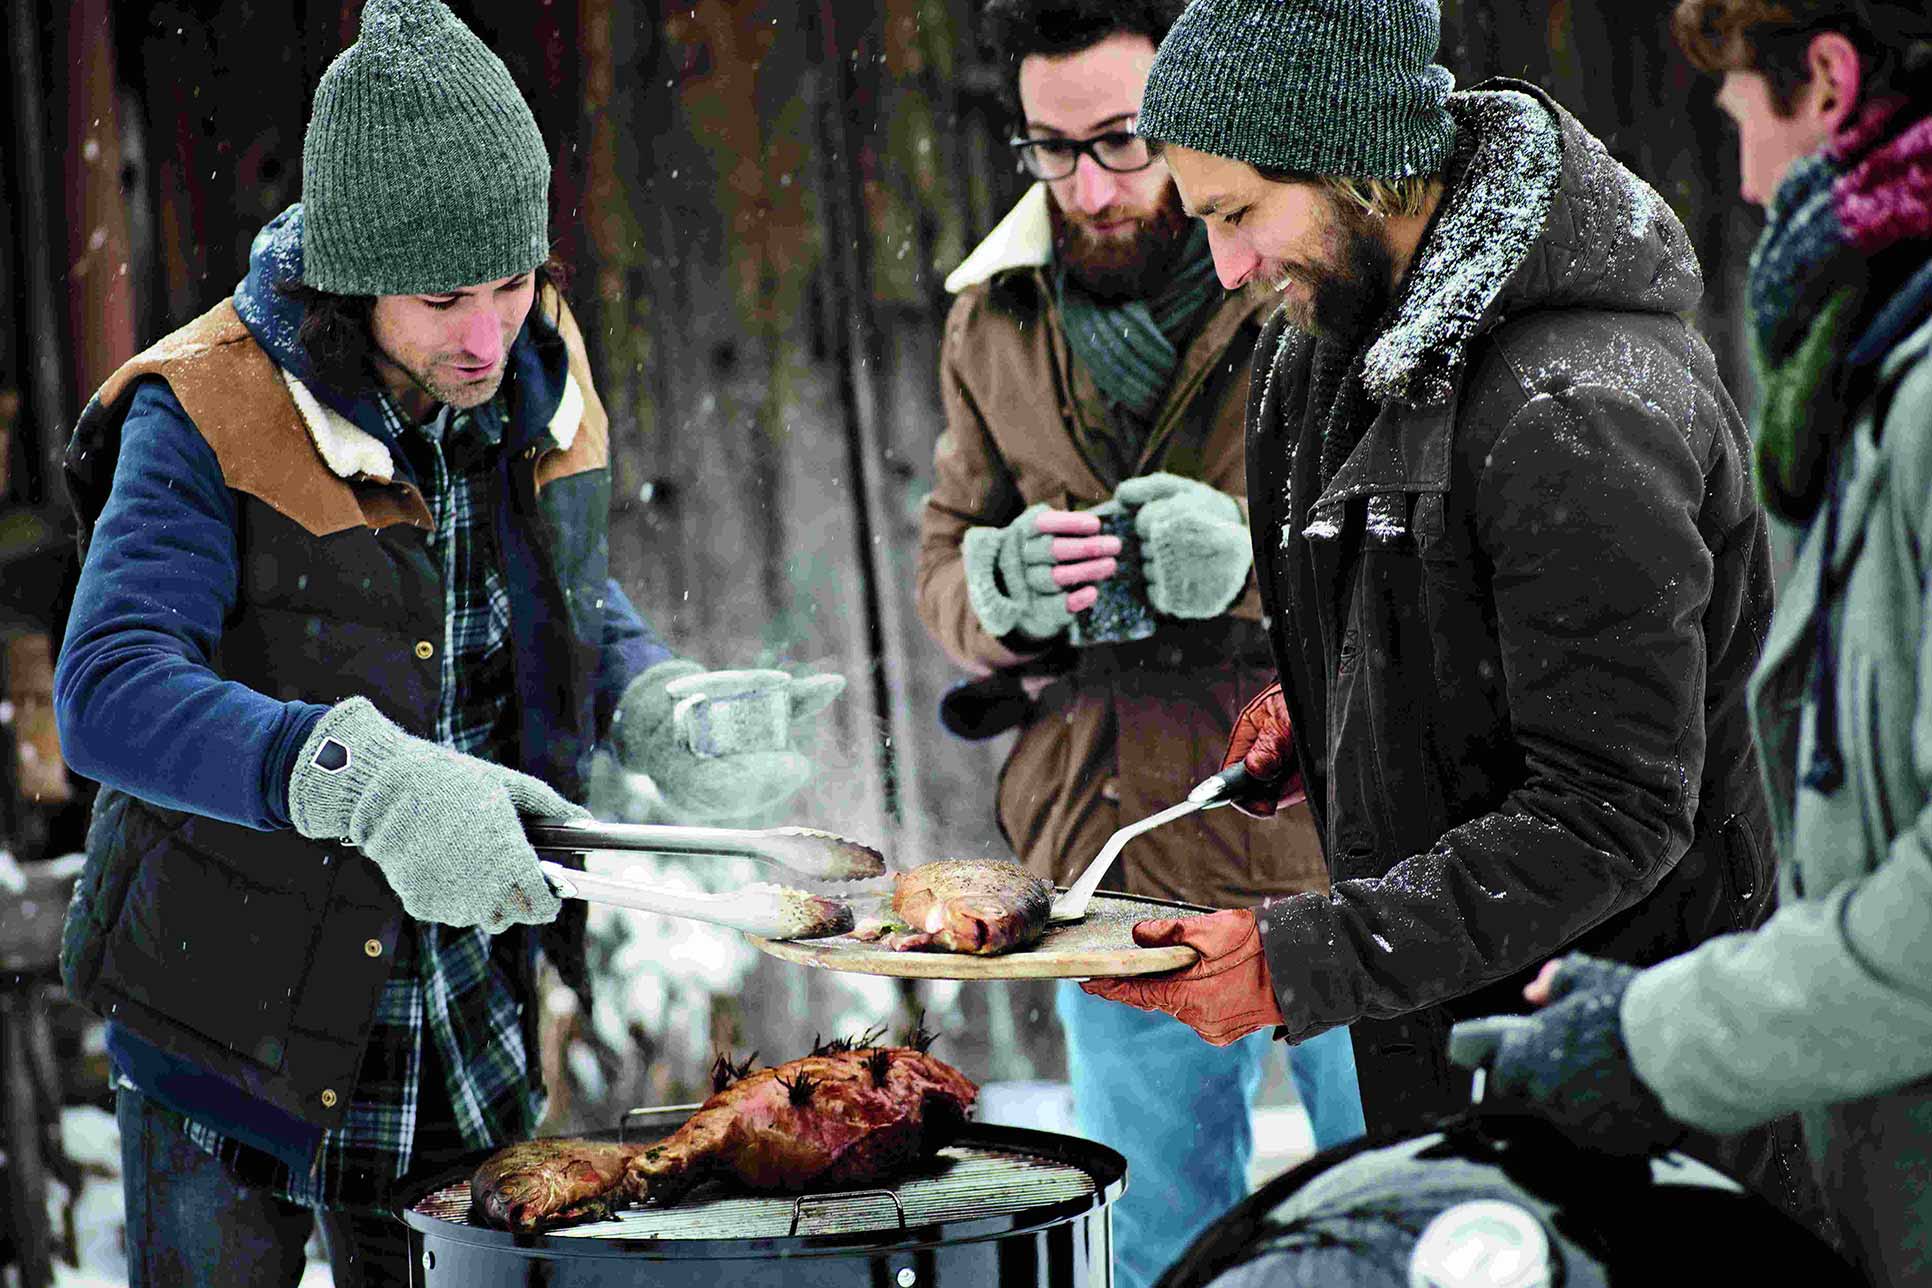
[279,365,585,483]
[234,203,584,483]
[946,185,1052,293]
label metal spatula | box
[1048,764,1264,924]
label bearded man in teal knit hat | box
[53,2,838,1280]
[1078,0,1828,1236]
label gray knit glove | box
[610,660,841,823]
[288,698,585,933]
[1115,474,1253,620]
[961,502,1075,642]
[1448,955,1683,1157]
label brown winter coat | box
[916,185,1326,909]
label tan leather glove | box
[1079,909,1284,1046]
[1221,683,1307,818]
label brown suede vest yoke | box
[88,291,608,538]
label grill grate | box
[411,1144,1097,1241]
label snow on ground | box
[40,1106,335,1288]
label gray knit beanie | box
[1140,0,1457,181]
[301,0,550,295]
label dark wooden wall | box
[0,0,1761,1114]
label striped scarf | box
[1748,99,1932,522]
[1747,99,1932,797]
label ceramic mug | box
[666,669,794,759]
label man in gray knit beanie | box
[301,0,552,298]
[1082,0,1825,1235]
[54,2,840,1279]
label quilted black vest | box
[58,298,611,1127]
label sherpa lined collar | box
[279,365,585,482]
[235,204,588,486]
[946,184,1052,293]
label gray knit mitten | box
[1116,474,1253,620]
[961,502,1075,642]
[288,697,585,933]
[1447,956,1683,1157]
[610,660,837,824]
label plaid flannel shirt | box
[189,390,542,1209]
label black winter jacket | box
[1249,84,1777,1131]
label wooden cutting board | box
[745,892,1209,980]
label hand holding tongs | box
[527,820,884,940]
[1048,764,1266,924]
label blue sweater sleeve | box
[53,379,329,829]
[595,577,673,730]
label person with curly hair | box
[1449,4,1932,1280]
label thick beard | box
[1286,201,1397,346]
[1049,183,1195,301]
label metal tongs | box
[1048,764,1265,923]
[528,820,884,941]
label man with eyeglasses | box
[914,3,1364,1284]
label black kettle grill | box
[1153,1110,1855,1288]
[398,1111,1125,1287]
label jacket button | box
[414,640,435,660]
[364,938,383,958]
[321,1089,338,1109]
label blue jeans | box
[117,1085,412,1288]
[1055,983,1364,1288]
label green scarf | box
[1055,224,1223,424]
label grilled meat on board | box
[471,1032,977,1232]
[850,859,1053,955]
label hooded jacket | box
[1246,84,1777,1128]
[53,205,668,1156]
[917,184,1328,908]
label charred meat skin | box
[469,1045,977,1230]
[470,1137,647,1233]
[628,1046,978,1203]
[855,859,1053,955]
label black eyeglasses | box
[1008,120,1155,181]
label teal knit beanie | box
[1140,0,1457,181]
[301,0,550,295]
